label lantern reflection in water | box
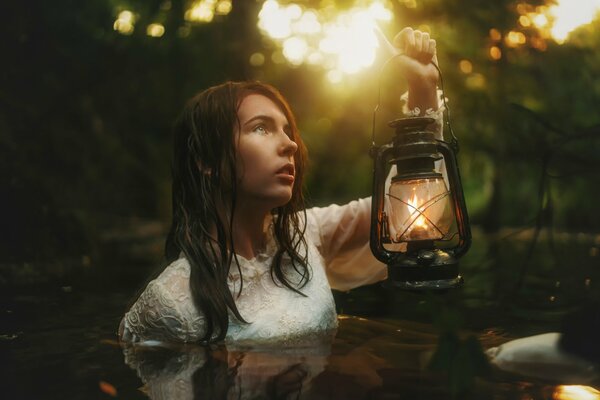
[553,385,600,400]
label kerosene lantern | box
[370,116,471,290]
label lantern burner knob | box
[417,250,436,265]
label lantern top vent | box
[388,116,435,132]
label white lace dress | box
[119,199,388,344]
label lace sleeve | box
[306,199,386,292]
[119,259,206,344]
[400,89,445,140]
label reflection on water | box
[4,293,599,399]
[119,315,600,399]
[123,341,328,399]
[119,316,506,399]
[121,317,444,399]
[554,385,600,400]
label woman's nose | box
[280,133,298,156]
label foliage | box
[2,0,600,264]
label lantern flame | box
[408,191,427,229]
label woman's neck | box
[229,206,271,260]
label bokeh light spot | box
[146,23,165,37]
[185,1,215,23]
[519,15,531,27]
[466,73,486,90]
[489,28,502,41]
[215,0,232,15]
[459,59,472,74]
[489,46,502,60]
[505,30,526,47]
[250,52,265,66]
[114,10,135,35]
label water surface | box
[3,229,599,399]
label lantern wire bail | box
[370,54,459,153]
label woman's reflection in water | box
[122,337,332,400]
[121,317,456,400]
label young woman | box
[119,28,443,344]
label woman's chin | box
[270,191,294,209]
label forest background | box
[2,0,599,284]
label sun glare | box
[523,0,600,44]
[257,0,394,81]
[550,0,600,42]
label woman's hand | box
[378,27,440,113]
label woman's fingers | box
[413,30,423,54]
[393,28,436,63]
[420,32,430,54]
[389,27,440,89]
[428,39,436,57]
[393,27,414,54]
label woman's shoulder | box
[138,257,193,306]
[119,257,204,343]
[159,256,191,280]
[149,257,192,300]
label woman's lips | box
[276,163,295,175]
[276,163,295,183]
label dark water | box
[2,229,600,399]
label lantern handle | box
[431,61,460,153]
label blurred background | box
[1,0,599,287]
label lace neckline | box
[227,221,277,281]
[234,220,277,263]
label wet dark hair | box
[165,81,309,342]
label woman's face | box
[235,93,298,210]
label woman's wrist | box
[407,80,439,113]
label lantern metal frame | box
[370,116,472,290]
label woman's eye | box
[253,125,268,134]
